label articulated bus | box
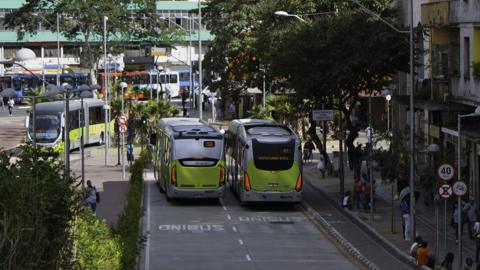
[25,98,112,152]
[98,70,181,98]
[225,119,303,204]
[0,73,89,99]
[151,118,225,201]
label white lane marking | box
[238,239,244,245]
[232,226,237,232]
[219,198,228,211]
[227,214,232,220]
[245,254,252,261]
[145,180,151,270]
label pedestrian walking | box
[464,200,477,239]
[409,236,423,259]
[316,156,326,178]
[416,241,433,267]
[229,102,236,120]
[474,218,480,262]
[303,139,315,164]
[400,197,411,241]
[361,181,372,210]
[453,205,464,243]
[460,257,473,270]
[7,98,14,116]
[440,252,454,270]
[342,191,352,210]
[353,177,362,210]
[86,180,99,212]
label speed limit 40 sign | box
[438,164,455,181]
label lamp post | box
[103,16,109,166]
[198,0,203,120]
[79,84,94,188]
[32,12,61,86]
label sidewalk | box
[305,143,477,268]
[70,144,140,228]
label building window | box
[464,36,470,79]
[44,48,59,58]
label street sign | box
[438,164,455,181]
[312,110,334,121]
[453,181,467,196]
[119,125,128,134]
[118,115,128,125]
[438,184,453,199]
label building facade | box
[0,0,211,75]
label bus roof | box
[33,98,104,114]
[159,118,222,139]
[228,119,297,140]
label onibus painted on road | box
[25,98,111,152]
[225,119,303,204]
[151,118,225,201]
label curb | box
[301,201,380,270]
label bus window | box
[169,74,178,83]
[246,126,292,136]
[29,114,61,143]
[174,138,222,163]
[252,139,294,171]
[160,74,166,84]
[179,72,189,82]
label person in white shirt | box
[86,180,98,212]
[7,98,14,116]
[473,218,480,263]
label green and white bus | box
[152,118,225,201]
[225,119,303,204]
[26,98,110,152]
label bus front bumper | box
[168,186,225,199]
[241,190,302,203]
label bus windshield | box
[29,114,61,143]
[252,139,295,170]
[174,138,223,163]
[246,126,292,136]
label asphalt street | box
[142,170,359,270]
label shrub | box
[116,153,146,270]
[0,145,75,269]
[74,209,122,270]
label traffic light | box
[248,51,259,72]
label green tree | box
[0,145,75,269]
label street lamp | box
[381,89,391,130]
[103,16,110,166]
[79,84,94,187]
[198,0,203,121]
[32,11,61,86]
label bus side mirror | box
[149,133,157,147]
[24,116,29,128]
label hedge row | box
[116,153,146,270]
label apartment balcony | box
[449,0,480,24]
[421,1,451,27]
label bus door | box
[82,103,89,144]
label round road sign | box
[118,115,128,125]
[119,125,128,134]
[438,184,453,199]
[453,181,467,196]
[438,164,455,181]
